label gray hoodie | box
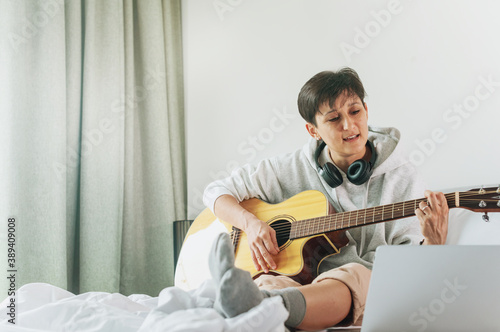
[203,126,425,271]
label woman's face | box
[306,91,369,168]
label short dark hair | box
[297,67,367,126]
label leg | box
[296,279,352,330]
[263,263,371,330]
[304,262,372,328]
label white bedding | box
[0,281,288,332]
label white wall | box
[182,0,500,227]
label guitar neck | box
[289,192,457,239]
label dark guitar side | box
[283,229,349,284]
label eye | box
[328,116,340,122]
[351,109,360,115]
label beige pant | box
[254,263,371,326]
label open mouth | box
[343,134,360,142]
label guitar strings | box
[234,190,499,237]
[262,190,499,237]
[270,196,440,234]
[272,190,498,230]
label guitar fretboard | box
[289,192,456,239]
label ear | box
[305,123,321,141]
[364,103,368,118]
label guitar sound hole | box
[271,219,291,247]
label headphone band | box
[314,140,328,170]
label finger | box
[264,237,279,255]
[271,233,280,254]
[425,190,443,208]
[436,192,448,210]
[256,250,269,273]
[428,192,449,216]
[257,243,276,271]
[251,242,269,273]
[415,207,426,220]
[418,200,430,214]
[262,251,276,270]
[265,226,279,254]
[250,250,262,272]
[257,255,269,273]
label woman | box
[203,68,449,330]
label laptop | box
[359,245,500,332]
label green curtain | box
[0,0,186,296]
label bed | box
[0,281,288,332]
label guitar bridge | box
[230,226,241,253]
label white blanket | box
[0,281,288,332]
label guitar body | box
[187,190,349,284]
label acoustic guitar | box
[187,186,500,284]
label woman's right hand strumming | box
[244,216,280,273]
[213,194,280,273]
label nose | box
[342,116,353,130]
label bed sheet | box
[0,281,288,332]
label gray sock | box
[208,232,235,284]
[209,233,307,327]
[263,288,307,328]
[209,233,264,317]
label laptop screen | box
[361,245,500,332]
